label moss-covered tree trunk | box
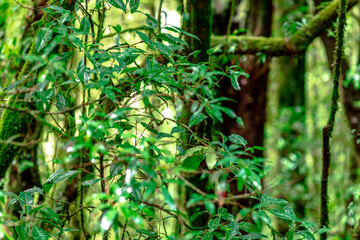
[0,1,75,188]
[6,0,49,201]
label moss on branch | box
[212,0,359,56]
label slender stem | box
[99,153,105,193]
[157,0,163,32]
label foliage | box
[0,0,326,239]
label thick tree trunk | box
[212,0,273,217]
[221,0,273,155]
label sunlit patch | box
[252,181,261,190]
[43,134,54,158]
[101,217,111,230]
[126,187,132,193]
[125,169,132,184]
[134,217,141,224]
[91,158,96,164]
[162,107,173,118]
[119,196,126,203]
[66,147,74,153]
[99,144,105,151]
[116,188,122,196]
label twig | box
[176,174,207,197]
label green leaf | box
[42,182,53,194]
[102,87,116,102]
[79,17,90,33]
[3,191,18,198]
[156,33,188,48]
[161,186,176,210]
[24,187,43,195]
[171,126,186,134]
[108,0,126,12]
[182,155,204,170]
[40,207,61,224]
[153,42,172,58]
[81,178,103,186]
[297,230,315,240]
[229,70,248,91]
[242,233,267,239]
[15,223,28,240]
[261,194,289,205]
[257,210,272,228]
[205,148,217,169]
[136,31,154,50]
[287,230,294,240]
[156,132,173,139]
[145,13,158,29]
[32,226,49,240]
[112,25,121,33]
[164,25,200,41]
[239,222,261,233]
[129,0,139,12]
[189,113,207,127]
[229,134,247,146]
[46,169,79,184]
[19,192,33,209]
[77,57,90,83]
[268,207,299,222]
[55,92,69,111]
[35,28,53,52]
[316,227,330,234]
[208,218,219,232]
[136,229,157,236]
[204,199,215,215]
[29,204,46,215]
[236,117,244,128]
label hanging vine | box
[320,0,347,239]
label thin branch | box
[176,173,207,197]
[12,0,51,10]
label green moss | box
[0,1,76,182]
[0,102,32,178]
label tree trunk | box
[213,0,272,216]
[220,0,272,156]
